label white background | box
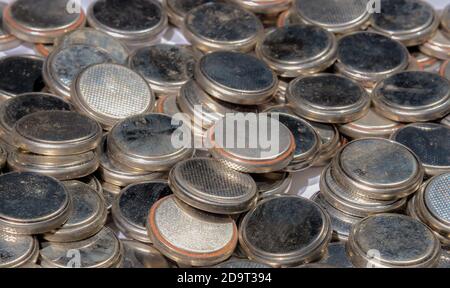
[0,0,447,198]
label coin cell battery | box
[196,51,278,105]
[163,0,220,28]
[44,44,114,99]
[0,232,38,268]
[108,113,194,172]
[120,240,170,268]
[129,45,197,96]
[336,32,409,87]
[287,74,371,123]
[347,214,442,268]
[292,0,370,34]
[0,3,21,51]
[0,172,72,235]
[112,181,172,243]
[239,196,332,267]
[43,181,108,243]
[392,123,450,177]
[3,0,86,43]
[183,2,263,53]
[71,63,155,129]
[147,195,238,267]
[256,24,337,77]
[371,0,438,47]
[169,158,258,214]
[87,0,168,48]
[252,172,292,199]
[0,55,45,102]
[372,71,450,123]
[332,138,423,201]
[419,30,450,61]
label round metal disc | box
[44,44,114,98]
[0,93,72,140]
[287,74,371,123]
[13,111,102,156]
[251,172,292,199]
[371,0,437,46]
[108,113,194,172]
[57,28,129,64]
[0,55,44,101]
[87,0,167,46]
[240,196,331,267]
[169,158,257,214]
[0,233,37,268]
[129,45,196,95]
[256,25,337,77]
[336,32,409,85]
[148,195,238,267]
[339,108,403,139]
[3,0,85,43]
[0,3,21,51]
[423,173,450,227]
[120,240,170,268]
[184,2,263,53]
[112,181,172,243]
[72,63,155,129]
[0,172,71,235]
[293,0,370,33]
[208,113,295,173]
[372,71,450,122]
[348,214,441,268]
[196,51,277,105]
[392,123,450,176]
[165,0,220,27]
[318,242,353,268]
[43,181,107,242]
[215,259,270,268]
[40,227,122,268]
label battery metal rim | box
[3,3,86,44]
[346,214,442,268]
[331,138,424,200]
[168,158,258,214]
[0,234,38,268]
[12,112,103,156]
[163,0,185,28]
[86,0,168,45]
[286,74,371,124]
[147,195,238,267]
[43,182,108,243]
[182,3,264,53]
[239,195,332,267]
[257,172,293,199]
[372,73,450,123]
[231,0,292,15]
[195,54,278,105]
[419,30,450,60]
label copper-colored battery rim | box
[440,60,449,78]
[34,43,51,57]
[276,10,290,27]
[3,5,86,41]
[148,195,238,260]
[155,95,168,113]
[208,126,296,166]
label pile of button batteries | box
[0,0,449,269]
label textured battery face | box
[0,233,35,268]
[337,32,408,74]
[74,63,154,124]
[372,0,434,33]
[375,72,449,108]
[340,138,418,186]
[15,111,99,144]
[92,0,162,31]
[261,25,333,63]
[118,182,172,229]
[0,172,68,222]
[10,0,80,29]
[130,45,195,88]
[200,51,275,93]
[393,124,450,171]
[186,3,260,42]
[0,56,44,98]
[243,197,325,254]
[0,93,71,133]
[40,227,120,268]
[294,0,369,31]
[49,44,113,89]
[424,173,450,225]
[351,214,438,266]
[152,196,236,254]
